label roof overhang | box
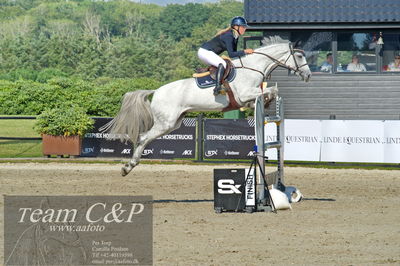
[247,23,400,31]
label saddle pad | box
[195,67,236,89]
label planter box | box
[42,134,82,156]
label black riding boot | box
[213,63,225,96]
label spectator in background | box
[320,53,333,73]
[347,55,366,72]
[387,54,400,71]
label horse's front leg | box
[238,83,278,104]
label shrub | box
[36,68,68,83]
[34,107,94,137]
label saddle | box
[193,56,234,80]
[193,57,237,90]
[193,56,240,112]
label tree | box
[153,3,211,42]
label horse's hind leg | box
[121,116,184,176]
[121,126,163,176]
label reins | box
[236,44,307,81]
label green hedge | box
[0,77,229,118]
[0,77,162,117]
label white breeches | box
[197,48,227,68]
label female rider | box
[197,16,254,95]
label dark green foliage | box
[0,0,243,81]
[36,68,68,83]
[86,77,162,116]
[0,78,162,116]
[0,0,244,119]
[153,3,211,42]
[34,106,94,136]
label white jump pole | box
[254,95,285,204]
[254,95,266,202]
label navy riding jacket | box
[201,30,245,58]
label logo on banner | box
[224,150,240,156]
[205,150,218,157]
[121,149,131,155]
[82,147,94,154]
[160,150,175,155]
[247,151,255,157]
[142,149,154,156]
[217,179,242,194]
[182,150,193,156]
[100,148,114,153]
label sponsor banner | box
[82,118,400,163]
[320,120,384,163]
[264,120,322,161]
[205,118,400,163]
[384,121,400,163]
[280,120,400,163]
[203,119,256,159]
[82,118,132,158]
[4,195,152,266]
[82,118,196,159]
[142,118,196,159]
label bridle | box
[236,43,308,81]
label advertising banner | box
[82,118,196,159]
[383,121,400,163]
[82,118,131,158]
[255,119,399,163]
[264,120,322,161]
[82,117,400,163]
[142,118,197,160]
[203,119,255,160]
[320,120,384,163]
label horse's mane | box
[261,36,289,47]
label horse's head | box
[257,37,312,82]
[286,44,312,82]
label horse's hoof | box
[121,167,129,176]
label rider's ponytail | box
[215,26,232,37]
[215,26,239,38]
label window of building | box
[291,32,333,73]
[251,30,400,75]
[337,33,376,72]
[243,32,264,50]
[382,33,400,72]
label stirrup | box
[213,86,226,96]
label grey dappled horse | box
[102,37,311,176]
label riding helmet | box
[231,16,248,27]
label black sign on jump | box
[214,169,246,212]
[81,118,196,159]
[213,168,256,213]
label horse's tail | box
[100,90,155,144]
